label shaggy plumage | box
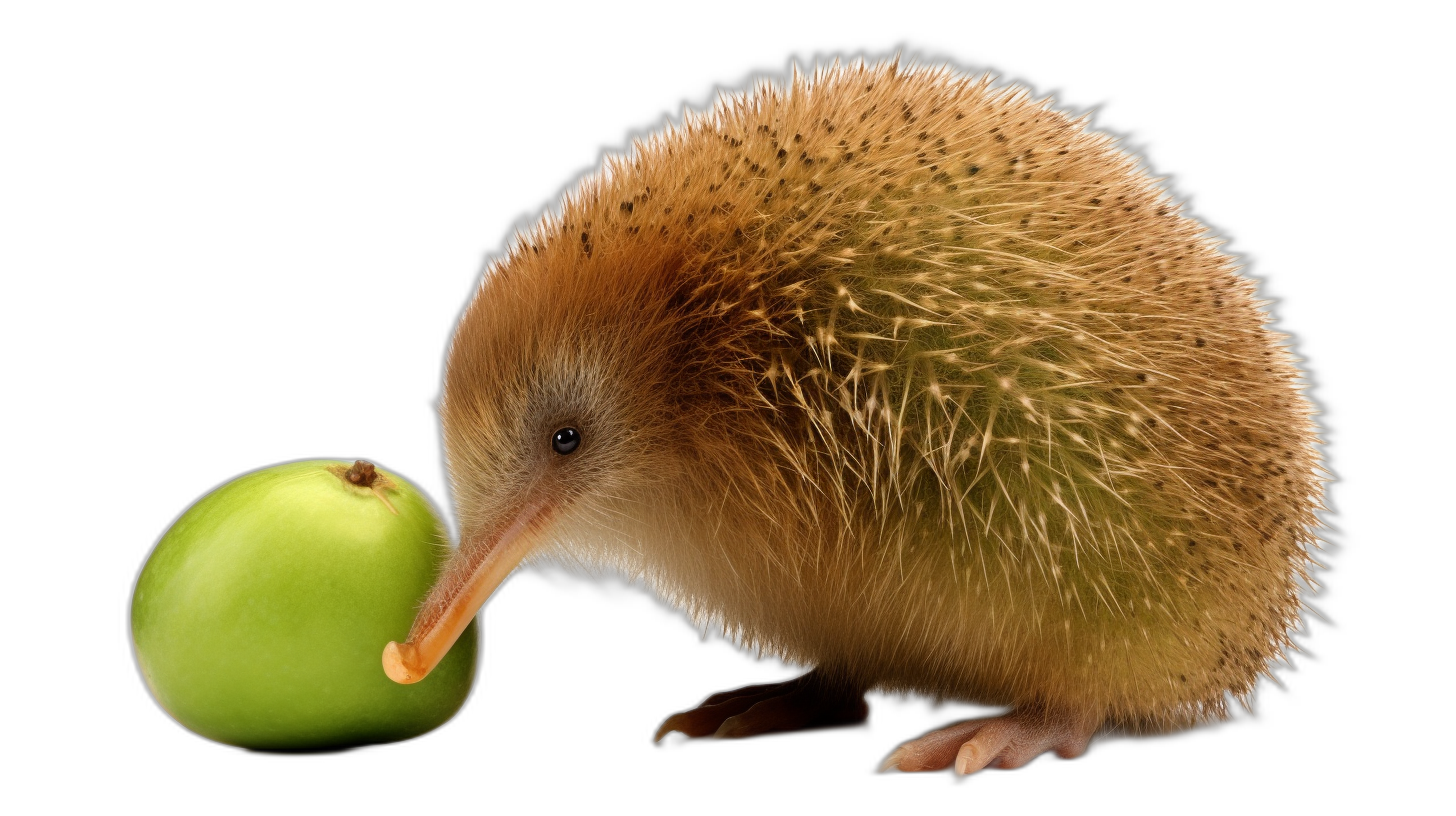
[414,59,1323,761]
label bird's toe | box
[655,669,867,742]
[654,689,783,741]
[883,708,1099,775]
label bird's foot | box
[881,707,1098,774]
[654,669,868,741]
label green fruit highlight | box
[131,459,478,750]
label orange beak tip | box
[383,640,424,684]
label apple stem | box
[345,460,379,487]
[329,460,400,515]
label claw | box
[878,746,907,772]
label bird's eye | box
[551,427,581,455]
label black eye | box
[551,427,581,455]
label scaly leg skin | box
[654,669,868,741]
[882,707,1099,775]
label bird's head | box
[382,203,786,683]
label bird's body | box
[386,61,1324,772]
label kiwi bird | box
[382,60,1324,774]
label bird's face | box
[382,256,694,683]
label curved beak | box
[383,500,552,684]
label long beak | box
[383,500,551,684]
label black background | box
[96,15,1391,804]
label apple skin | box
[131,460,478,750]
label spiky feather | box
[440,59,1325,731]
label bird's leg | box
[881,706,1099,774]
[654,668,868,741]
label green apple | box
[131,459,477,750]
